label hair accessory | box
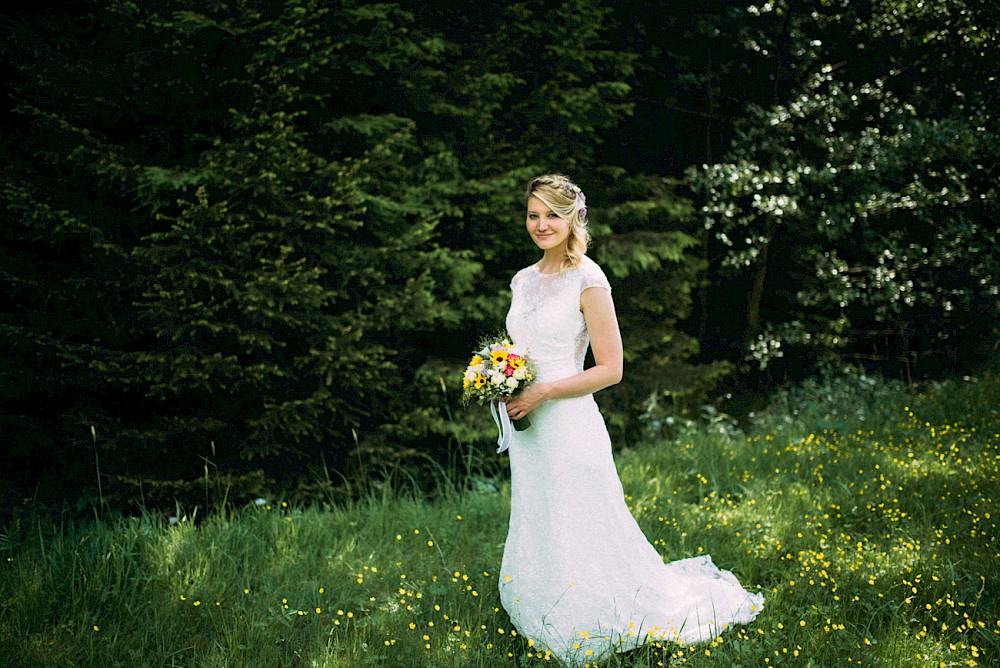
[558,179,586,213]
[560,181,582,198]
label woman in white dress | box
[499,174,763,665]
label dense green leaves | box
[688,0,999,375]
[0,0,667,506]
[1,0,996,510]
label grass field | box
[2,371,998,667]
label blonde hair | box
[524,174,591,272]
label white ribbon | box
[490,400,513,453]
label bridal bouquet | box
[462,335,536,452]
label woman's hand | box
[505,383,551,421]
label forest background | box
[1,0,997,514]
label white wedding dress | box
[499,255,763,666]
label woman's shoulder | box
[576,255,611,292]
[576,254,605,274]
[510,264,535,288]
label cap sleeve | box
[510,267,529,292]
[579,258,611,294]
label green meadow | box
[2,372,998,667]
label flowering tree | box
[688,0,999,377]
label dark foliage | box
[1,0,995,512]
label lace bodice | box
[505,255,611,383]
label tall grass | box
[1,372,997,667]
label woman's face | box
[525,196,571,252]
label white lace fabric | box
[500,255,763,666]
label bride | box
[499,174,763,665]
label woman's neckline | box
[533,265,559,276]
[532,261,566,276]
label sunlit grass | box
[1,373,997,666]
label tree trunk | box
[745,237,770,347]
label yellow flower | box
[469,354,484,367]
[474,375,486,389]
[489,349,508,365]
